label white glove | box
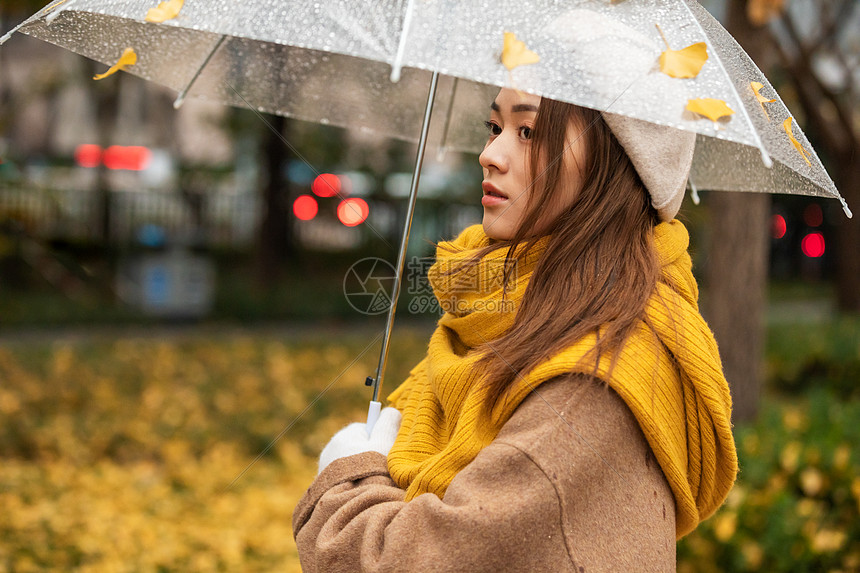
[318,407,402,475]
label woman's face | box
[479,89,588,240]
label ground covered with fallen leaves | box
[0,326,429,572]
[1,323,857,571]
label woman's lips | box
[481,181,507,207]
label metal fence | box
[0,184,260,248]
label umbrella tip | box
[839,198,853,219]
[0,31,12,45]
[759,148,773,169]
[173,92,187,110]
[389,67,402,83]
[687,178,701,205]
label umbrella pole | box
[365,70,440,431]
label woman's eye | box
[483,121,502,136]
[519,126,533,140]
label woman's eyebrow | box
[489,101,538,113]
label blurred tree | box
[257,114,294,286]
[91,62,121,242]
[705,0,771,423]
[0,0,46,114]
[751,0,860,311]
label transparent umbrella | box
[2,0,851,426]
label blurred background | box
[0,0,858,571]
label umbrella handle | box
[368,70,440,404]
[365,400,382,432]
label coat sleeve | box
[291,374,676,573]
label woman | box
[292,88,738,572]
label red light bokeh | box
[803,203,824,228]
[293,195,319,220]
[801,232,825,258]
[337,198,369,227]
[771,214,787,239]
[312,173,342,198]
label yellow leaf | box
[42,0,69,15]
[501,31,540,71]
[93,48,138,80]
[685,98,734,122]
[750,81,776,120]
[747,0,785,26]
[656,25,708,79]
[783,117,812,166]
[145,0,184,23]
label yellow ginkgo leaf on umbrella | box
[501,31,540,71]
[93,48,137,80]
[750,81,776,121]
[145,0,184,23]
[686,98,735,122]
[783,117,812,166]
[42,0,69,15]
[656,24,708,79]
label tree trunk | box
[256,115,294,286]
[91,62,121,244]
[704,192,770,423]
[835,158,860,311]
[703,0,771,423]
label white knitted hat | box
[602,112,696,221]
[544,9,698,221]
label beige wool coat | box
[292,374,676,572]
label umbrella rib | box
[389,0,416,82]
[224,81,393,249]
[680,0,772,168]
[173,35,227,110]
[0,0,70,45]
[370,71,440,406]
[435,77,460,162]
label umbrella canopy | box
[2,0,851,215]
[2,0,852,423]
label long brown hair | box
[470,97,661,414]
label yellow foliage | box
[713,511,737,542]
[811,529,847,553]
[501,31,540,71]
[782,406,807,431]
[784,117,812,167]
[41,0,69,15]
[93,48,137,80]
[800,467,825,497]
[655,24,708,79]
[781,440,803,472]
[686,98,735,122]
[747,0,785,26]
[741,540,764,568]
[833,444,851,470]
[751,81,776,121]
[0,333,417,571]
[145,0,184,23]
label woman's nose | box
[479,137,509,173]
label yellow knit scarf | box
[387,221,738,538]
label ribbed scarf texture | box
[386,220,738,538]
